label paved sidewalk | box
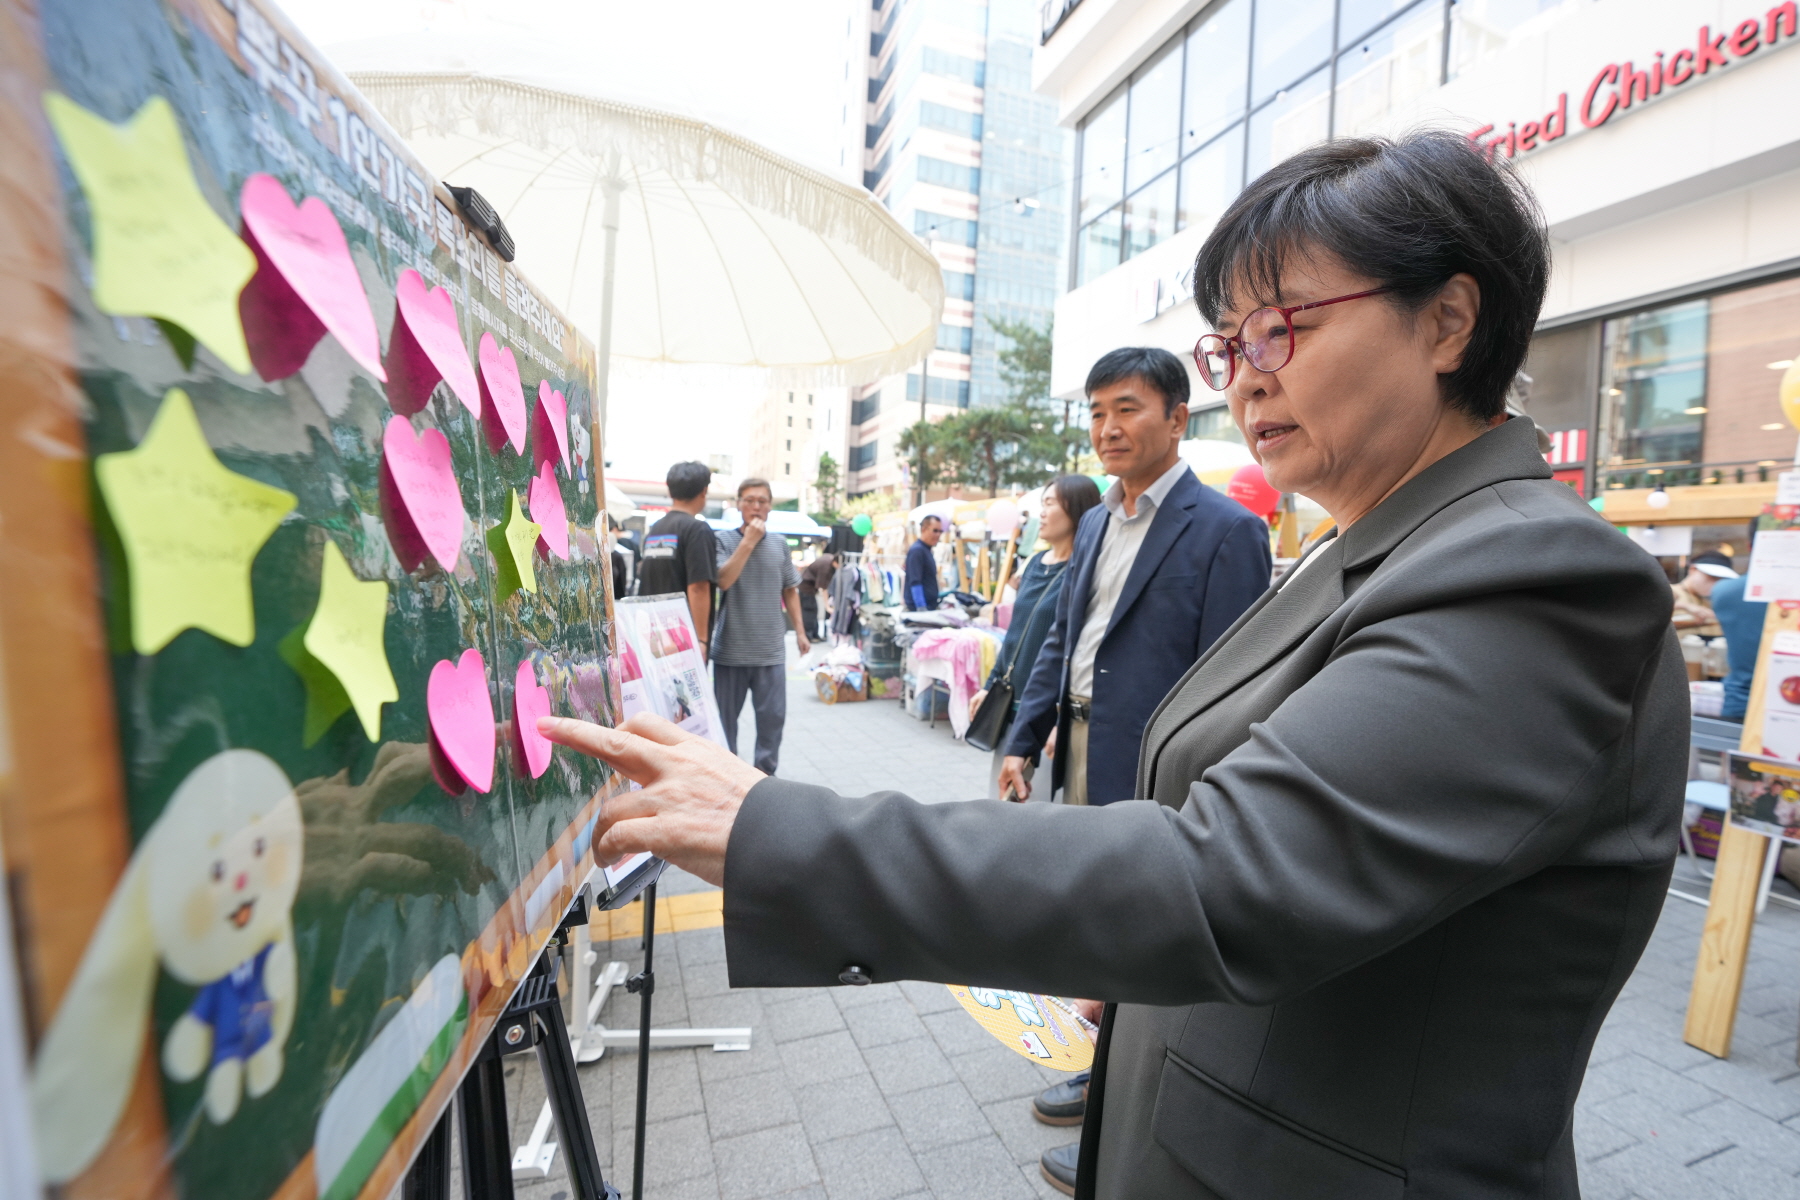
[487,652,1800,1200]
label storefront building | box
[1037,0,1800,556]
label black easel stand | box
[407,899,619,1200]
[624,880,658,1200]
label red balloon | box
[1226,464,1280,517]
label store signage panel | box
[1546,428,1587,466]
[1469,4,1799,160]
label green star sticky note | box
[42,92,256,374]
[485,490,541,596]
[281,540,398,744]
[95,388,296,654]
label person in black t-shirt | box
[638,461,718,656]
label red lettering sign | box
[1470,6,1795,157]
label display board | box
[0,2,626,1198]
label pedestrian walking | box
[712,478,810,773]
[638,461,718,655]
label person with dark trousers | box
[797,550,837,641]
[712,478,810,774]
[638,461,717,656]
[904,515,943,610]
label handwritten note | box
[94,388,296,654]
[42,93,255,374]
[386,269,479,418]
[527,462,569,560]
[479,334,527,455]
[427,648,495,794]
[380,417,465,574]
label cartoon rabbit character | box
[31,749,302,1183]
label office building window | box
[1252,0,1335,105]
[917,157,981,193]
[1335,1,1446,139]
[849,441,878,470]
[1178,126,1245,233]
[1184,0,1250,155]
[1123,167,1178,260]
[1126,40,1182,193]
[1187,404,1246,444]
[1599,300,1709,475]
[1247,66,1331,181]
[1077,84,1126,224]
[916,212,979,246]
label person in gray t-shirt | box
[712,478,808,773]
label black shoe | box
[1031,1070,1090,1126]
[1039,1142,1079,1196]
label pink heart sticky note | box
[532,382,571,476]
[386,269,479,418]
[512,659,554,779]
[238,173,385,382]
[428,648,495,794]
[527,462,569,560]
[478,334,526,455]
[379,416,465,573]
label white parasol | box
[337,35,943,430]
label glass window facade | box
[1073,0,1582,284]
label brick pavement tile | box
[780,1031,871,1087]
[832,980,909,1011]
[711,1123,821,1200]
[642,1173,723,1200]
[611,1112,718,1186]
[683,959,737,1000]
[896,979,961,1015]
[842,998,930,1050]
[884,1080,989,1152]
[920,1007,1000,1058]
[765,993,851,1043]
[1686,1142,1800,1196]
[1588,1092,1735,1165]
[811,1126,928,1200]
[1573,1111,1641,1162]
[1589,1052,1726,1115]
[913,1137,1041,1200]
[980,1096,1085,1168]
[951,1044,1059,1105]
[1686,1095,1800,1174]
[705,1069,805,1140]
[686,990,765,1030]
[862,1036,959,1096]
[796,1073,896,1144]
[1680,1058,1800,1121]
[698,1034,786,1085]
[1572,1141,1702,1200]
[610,1049,709,1125]
[1021,1160,1068,1200]
[677,926,731,967]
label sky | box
[281,0,859,484]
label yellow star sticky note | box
[95,388,296,654]
[281,540,397,744]
[485,490,541,596]
[42,92,255,374]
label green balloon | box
[851,513,873,536]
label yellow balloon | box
[1782,360,1800,430]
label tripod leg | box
[402,1107,453,1200]
[533,1007,615,1200]
[456,1055,514,1200]
[632,881,657,1200]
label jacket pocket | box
[1153,1051,1405,1200]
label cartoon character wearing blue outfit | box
[187,943,277,1067]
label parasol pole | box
[594,160,626,435]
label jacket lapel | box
[1104,470,1198,640]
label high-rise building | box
[745,387,851,514]
[845,0,1073,498]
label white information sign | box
[1745,530,1800,602]
[612,595,726,746]
[1777,471,1800,506]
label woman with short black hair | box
[543,132,1685,1200]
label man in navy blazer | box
[999,347,1271,808]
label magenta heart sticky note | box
[527,462,569,560]
[379,416,465,573]
[533,382,571,476]
[512,659,554,779]
[478,334,527,455]
[428,648,495,794]
[238,173,385,382]
[386,269,479,418]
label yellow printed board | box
[947,985,1095,1072]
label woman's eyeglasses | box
[1193,287,1392,391]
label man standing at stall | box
[638,461,718,658]
[713,478,811,774]
[905,515,943,610]
[798,550,837,641]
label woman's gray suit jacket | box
[722,416,1688,1199]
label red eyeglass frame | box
[1193,286,1393,390]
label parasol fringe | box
[348,70,945,382]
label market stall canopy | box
[709,510,830,539]
[335,35,943,393]
[602,480,638,522]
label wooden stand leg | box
[1683,821,1770,1057]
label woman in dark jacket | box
[976,475,1101,797]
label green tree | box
[990,315,1084,475]
[936,405,1036,495]
[897,419,951,494]
[811,451,842,523]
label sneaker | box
[1039,1141,1079,1196]
[1031,1070,1090,1126]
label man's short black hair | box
[919,514,942,531]
[1085,347,1190,416]
[1193,130,1549,422]
[666,460,711,501]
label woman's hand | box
[971,688,989,714]
[998,756,1031,801]
[537,713,763,886]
